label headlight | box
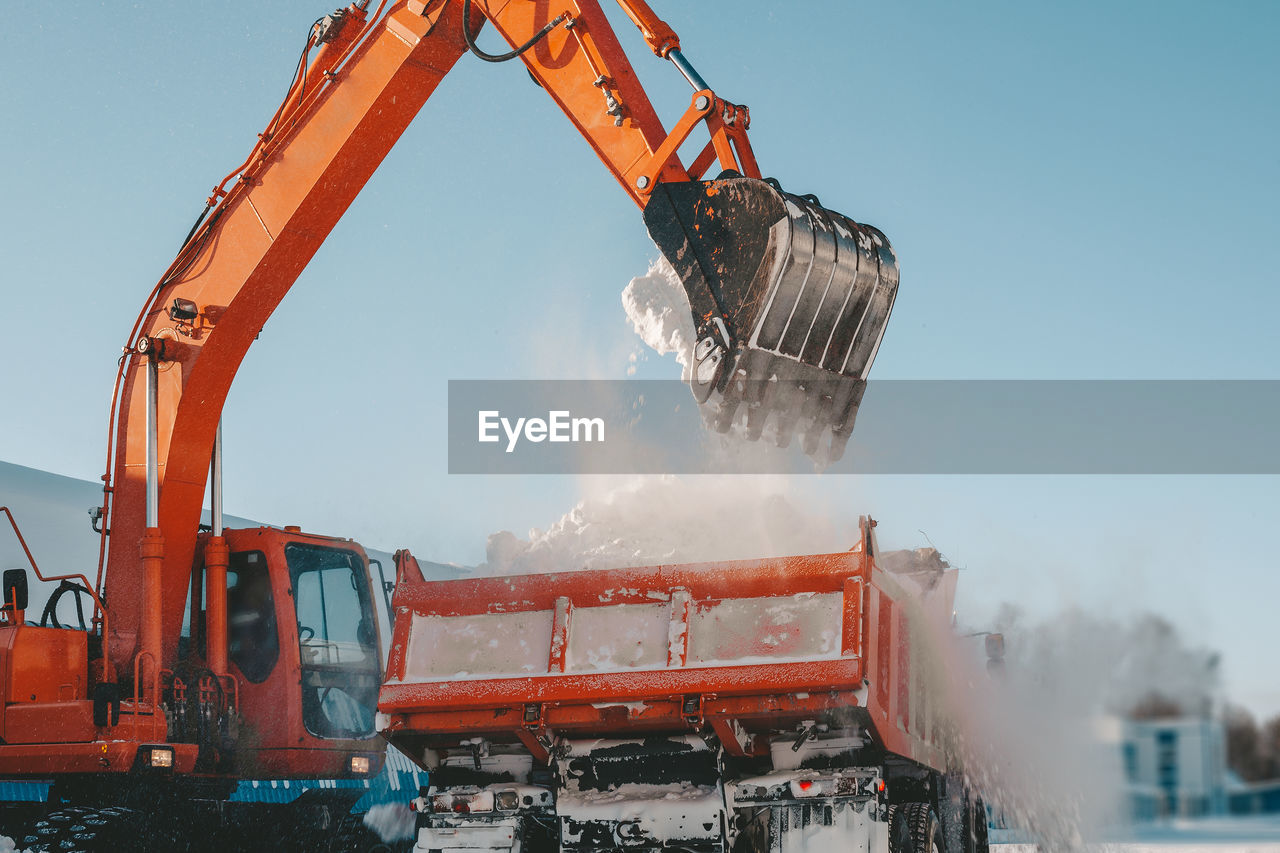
[495,790,520,811]
[350,755,371,775]
[142,742,176,768]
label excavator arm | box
[99,0,899,678]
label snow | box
[561,734,709,757]
[556,781,724,846]
[772,801,881,853]
[620,257,695,380]
[399,609,552,681]
[687,592,841,664]
[439,750,535,782]
[362,803,415,843]
[396,582,849,684]
[939,607,1229,849]
[991,815,1280,850]
[590,701,651,714]
[997,847,1280,852]
[566,602,669,671]
[767,735,866,772]
[477,475,859,576]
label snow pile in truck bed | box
[479,475,857,576]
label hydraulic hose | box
[462,0,565,63]
[40,580,92,630]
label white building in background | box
[1121,717,1227,818]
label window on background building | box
[1157,729,1179,813]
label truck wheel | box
[968,798,989,853]
[889,803,943,853]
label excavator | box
[0,0,899,849]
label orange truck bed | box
[377,520,952,773]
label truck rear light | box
[785,775,880,798]
[789,779,830,798]
[494,790,520,811]
[431,791,494,814]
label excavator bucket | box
[643,175,899,463]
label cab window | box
[227,550,279,684]
[285,543,379,739]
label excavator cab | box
[186,527,385,779]
[645,174,899,463]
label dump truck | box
[378,519,990,853]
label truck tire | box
[889,803,943,853]
[967,798,989,853]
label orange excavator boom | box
[96,1,899,686]
[68,0,900,789]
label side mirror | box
[985,632,1005,675]
[3,569,28,612]
[357,617,376,649]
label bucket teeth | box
[701,367,867,464]
[643,175,897,463]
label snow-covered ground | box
[999,847,1280,852]
[996,815,1280,851]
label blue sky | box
[1,3,1277,714]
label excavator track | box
[21,806,170,852]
